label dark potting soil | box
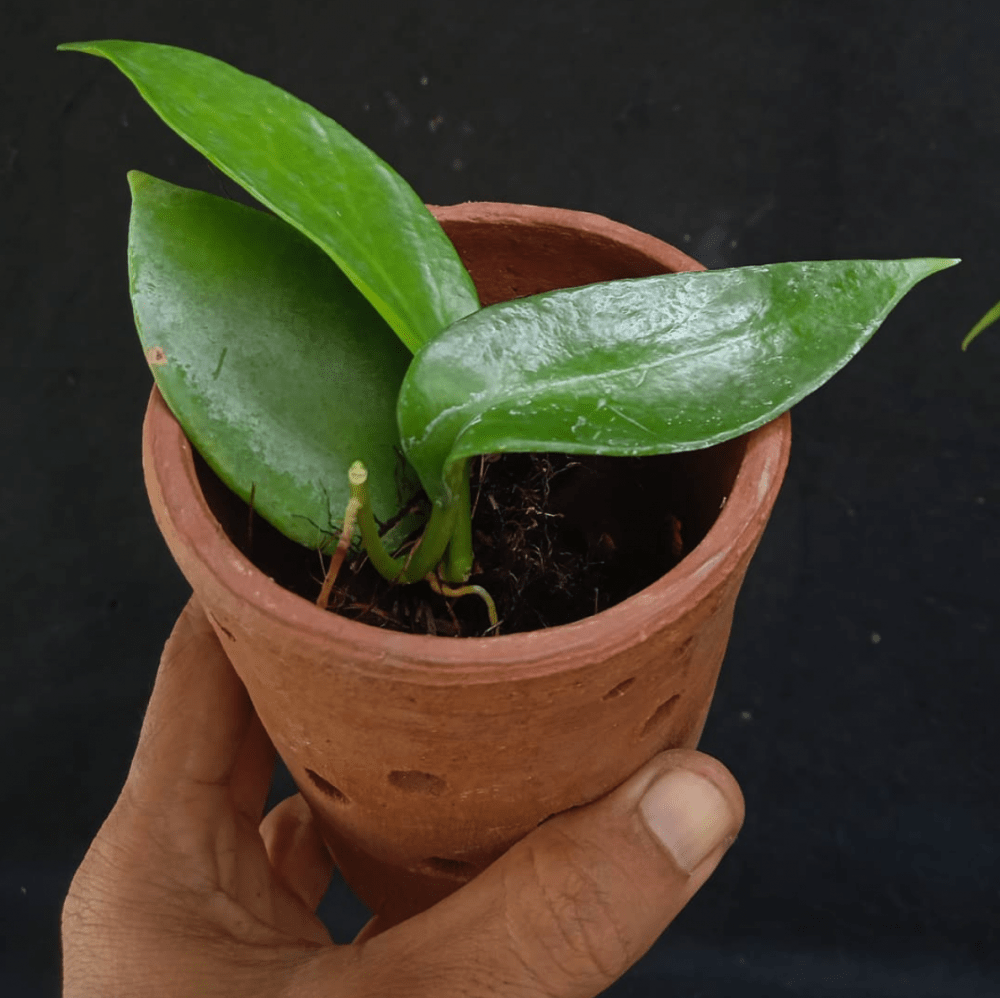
[318,452,686,636]
[193,443,743,637]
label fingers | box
[127,596,253,798]
[123,595,277,842]
[352,913,384,945]
[228,707,278,827]
[344,750,743,998]
[260,794,337,913]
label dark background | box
[4,1,998,995]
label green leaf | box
[398,258,959,504]
[128,171,422,553]
[962,298,1000,350]
[59,39,480,352]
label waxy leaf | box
[59,39,480,352]
[399,258,959,504]
[128,171,422,553]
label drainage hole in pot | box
[305,768,350,803]
[387,770,447,796]
[417,856,479,880]
[602,677,636,700]
[639,694,681,738]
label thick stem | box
[351,462,407,582]
[442,460,473,583]
[350,461,460,585]
[399,500,459,583]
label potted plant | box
[59,39,956,933]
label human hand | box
[62,595,745,997]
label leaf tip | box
[56,41,105,56]
[126,169,152,194]
[893,256,960,295]
[57,40,139,62]
[922,256,961,277]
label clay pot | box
[142,202,791,934]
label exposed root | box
[315,484,362,610]
[425,572,499,632]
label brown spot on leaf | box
[146,346,167,366]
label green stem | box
[350,462,407,581]
[399,500,459,583]
[443,460,473,583]
[350,461,460,585]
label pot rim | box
[427,201,706,276]
[142,202,791,678]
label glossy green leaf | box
[128,171,423,553]
[399,258,959,504]
[962,297,1000,350]
[59,39,480,352]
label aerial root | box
[424,573,500,633]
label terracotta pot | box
[141,202,792,934]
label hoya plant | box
[60,40,957,629]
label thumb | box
[350,749,744,998]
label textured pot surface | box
[142,202,791,929]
